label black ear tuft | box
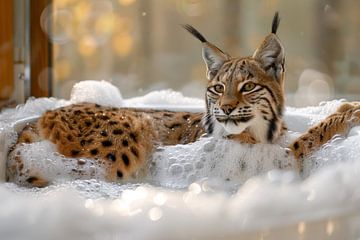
[271,12,280,34]
[183,24,230,80]
[182,24,207,43]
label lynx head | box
[183,12,286,143]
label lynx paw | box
[349,108,360,126]
[337,102,360,126]
[336,102,360,113]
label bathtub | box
[0,80,359,240]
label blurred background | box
[1,0,360,109]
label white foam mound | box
[0,81,360,239]
[70,80,124,107]
[123,89,204,112]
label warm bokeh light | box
[73,1,91,23]
[326,220,335,236]
[118,0,136,6]
[95,14,116,36]
[53,0,75,8]
[297,221,306,235]
[78,35,98,57]
[112,33,133,57]
[51,0,360,103]
[54,59,72,80]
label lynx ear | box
[202,43,230,79]
[183,24,230,80]
[252,12,285,81]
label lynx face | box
[207,58,283,135]
[184,12,286,142]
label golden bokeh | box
[118,0,136,6]
[78,35,98,57]
[297,221,306,235]
[95,14,116,35]
[73,1,91,22]
[114,17,133,34]
[112,33,133,57]
[54,59,72,81]
[53,0,75,9]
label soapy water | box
[1,80,360,239]
[148,136,295,190]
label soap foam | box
[7,141,107,185]
[123,89,204,112]
[70,80,124,107]
[1,81,360,239]
[148,136,296,189]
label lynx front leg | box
[7,143,113,188]
[289,103,360,171]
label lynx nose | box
[221,105,236,115]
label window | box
[1,0,360,108]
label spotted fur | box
[7,103,204,187]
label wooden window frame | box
[0,0,52,110]
[0,0,14,103]
[29,0,52,98]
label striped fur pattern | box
[184,12,286,143]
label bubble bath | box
[0,80,360,239]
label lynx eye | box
[213,84,224,94]
[242,82,256,92]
